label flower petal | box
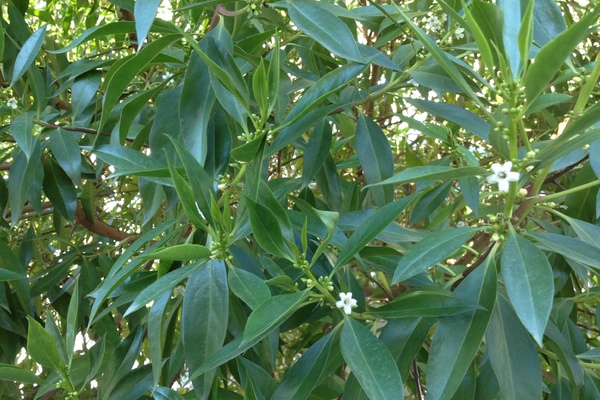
[506,171,520,182]
[498,179,511,193]
[490,163,503,174]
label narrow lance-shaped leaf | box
[335,195,414,271]
[11,25,47,85]
[182,259,229,399]
[369,286,482,319]
[393,227,480,284]
[134,0,162,50]
[287,1,364,63]
[524,10,598,104]
[124,260,206,316]
[425,252,498,400]
[501,229,553,346]
[244,196,293,260]
[365,166,487,188]
[26,316,64,372]
[487,295,542,400]
[356,113,394,207]
[341,316,404,400]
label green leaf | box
[244,196,293,260]
[405,98,490,141]
[166,155,207,230]
[148,291,170,387]
[93,144,169,178]
[49,129,82,187]
[26,316,64,371]
[528,232,600,271]
[544,321,584,395]
[9,111,35,159]
[426,255,497,400]
[283,63,367,127]
[459,177,480,216]
[469,0,504,66]
[272,328,339,400]
[228,267,271,310]
[267,34,281,115]
[11,25,46,85]
[501,230,553,346]
[393,227,480,284]
[287,1,363,63]
[518,0,534,72]
[125,260,206,316]
[42,158,77,221]
[166,136,215,226]
[134,0,162,50]
[253,58,269,117]
[356,113,394,207]
[0,269,25,281]
[100,34,181,130]
[242,290,311,346]
[487,295,542,400]
[182,259,229,399]
[370,286,482,319]
[0,363,45,384]
[0,241,31,314]
[385,5,487,112]
[409,181,452,225]
[8,142,43,227]
[563,216,600,248]
[335,195,414,270]
[524,11,598,103]
[302,120,332,188]
[341,316,404,400]
[139,244,211,261]
[365,166,487,188]
[71,71,102,126]
[500,0,524,78]
[66,279,79,365]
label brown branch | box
[412,358,424,400]
[75,204,134,241]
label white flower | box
[426,14,443,31]
[162,71,175,84]
[336,292,358,315]
[487,161,520,193]
[454,27,465,40]
[7,98,18,109]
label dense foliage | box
[2,0,600,398]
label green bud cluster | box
[218,173,231,191]
[301,277,314,288]
[318,276,334,291]
[210,231,233,261]
[245,0,264,15]
[486,213,508,242]
[293,253,310,270]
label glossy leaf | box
[242,290,311,346]
[26,316,63,371]
[244,196,293,260]
[528,232,600,271]
[487,295,542,400]
[341,316,404,400]
[524,11,597,103]
[302,120,332,188]
[124,260,206,316]
[501,230,553,346]
[100,34,181,130]
[139,244,211,261]
[182,259,229,398]
[11,25,46,85]
[49,129,82,187]
[228,267,271,310]
[393,227,480,284]
[366,166,487,188]
[356,113,394,207]
[369,286,482,319]
[426,254,497,400]
[283,63,367,126]
[273,328,340,400]
[134,0,162,50]
[336,195,414,270]
[287,1,363,63]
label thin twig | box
[412,358,423,400]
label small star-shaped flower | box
[487,161,520,193]
[336,292,358,315]
[7,98,18,110]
